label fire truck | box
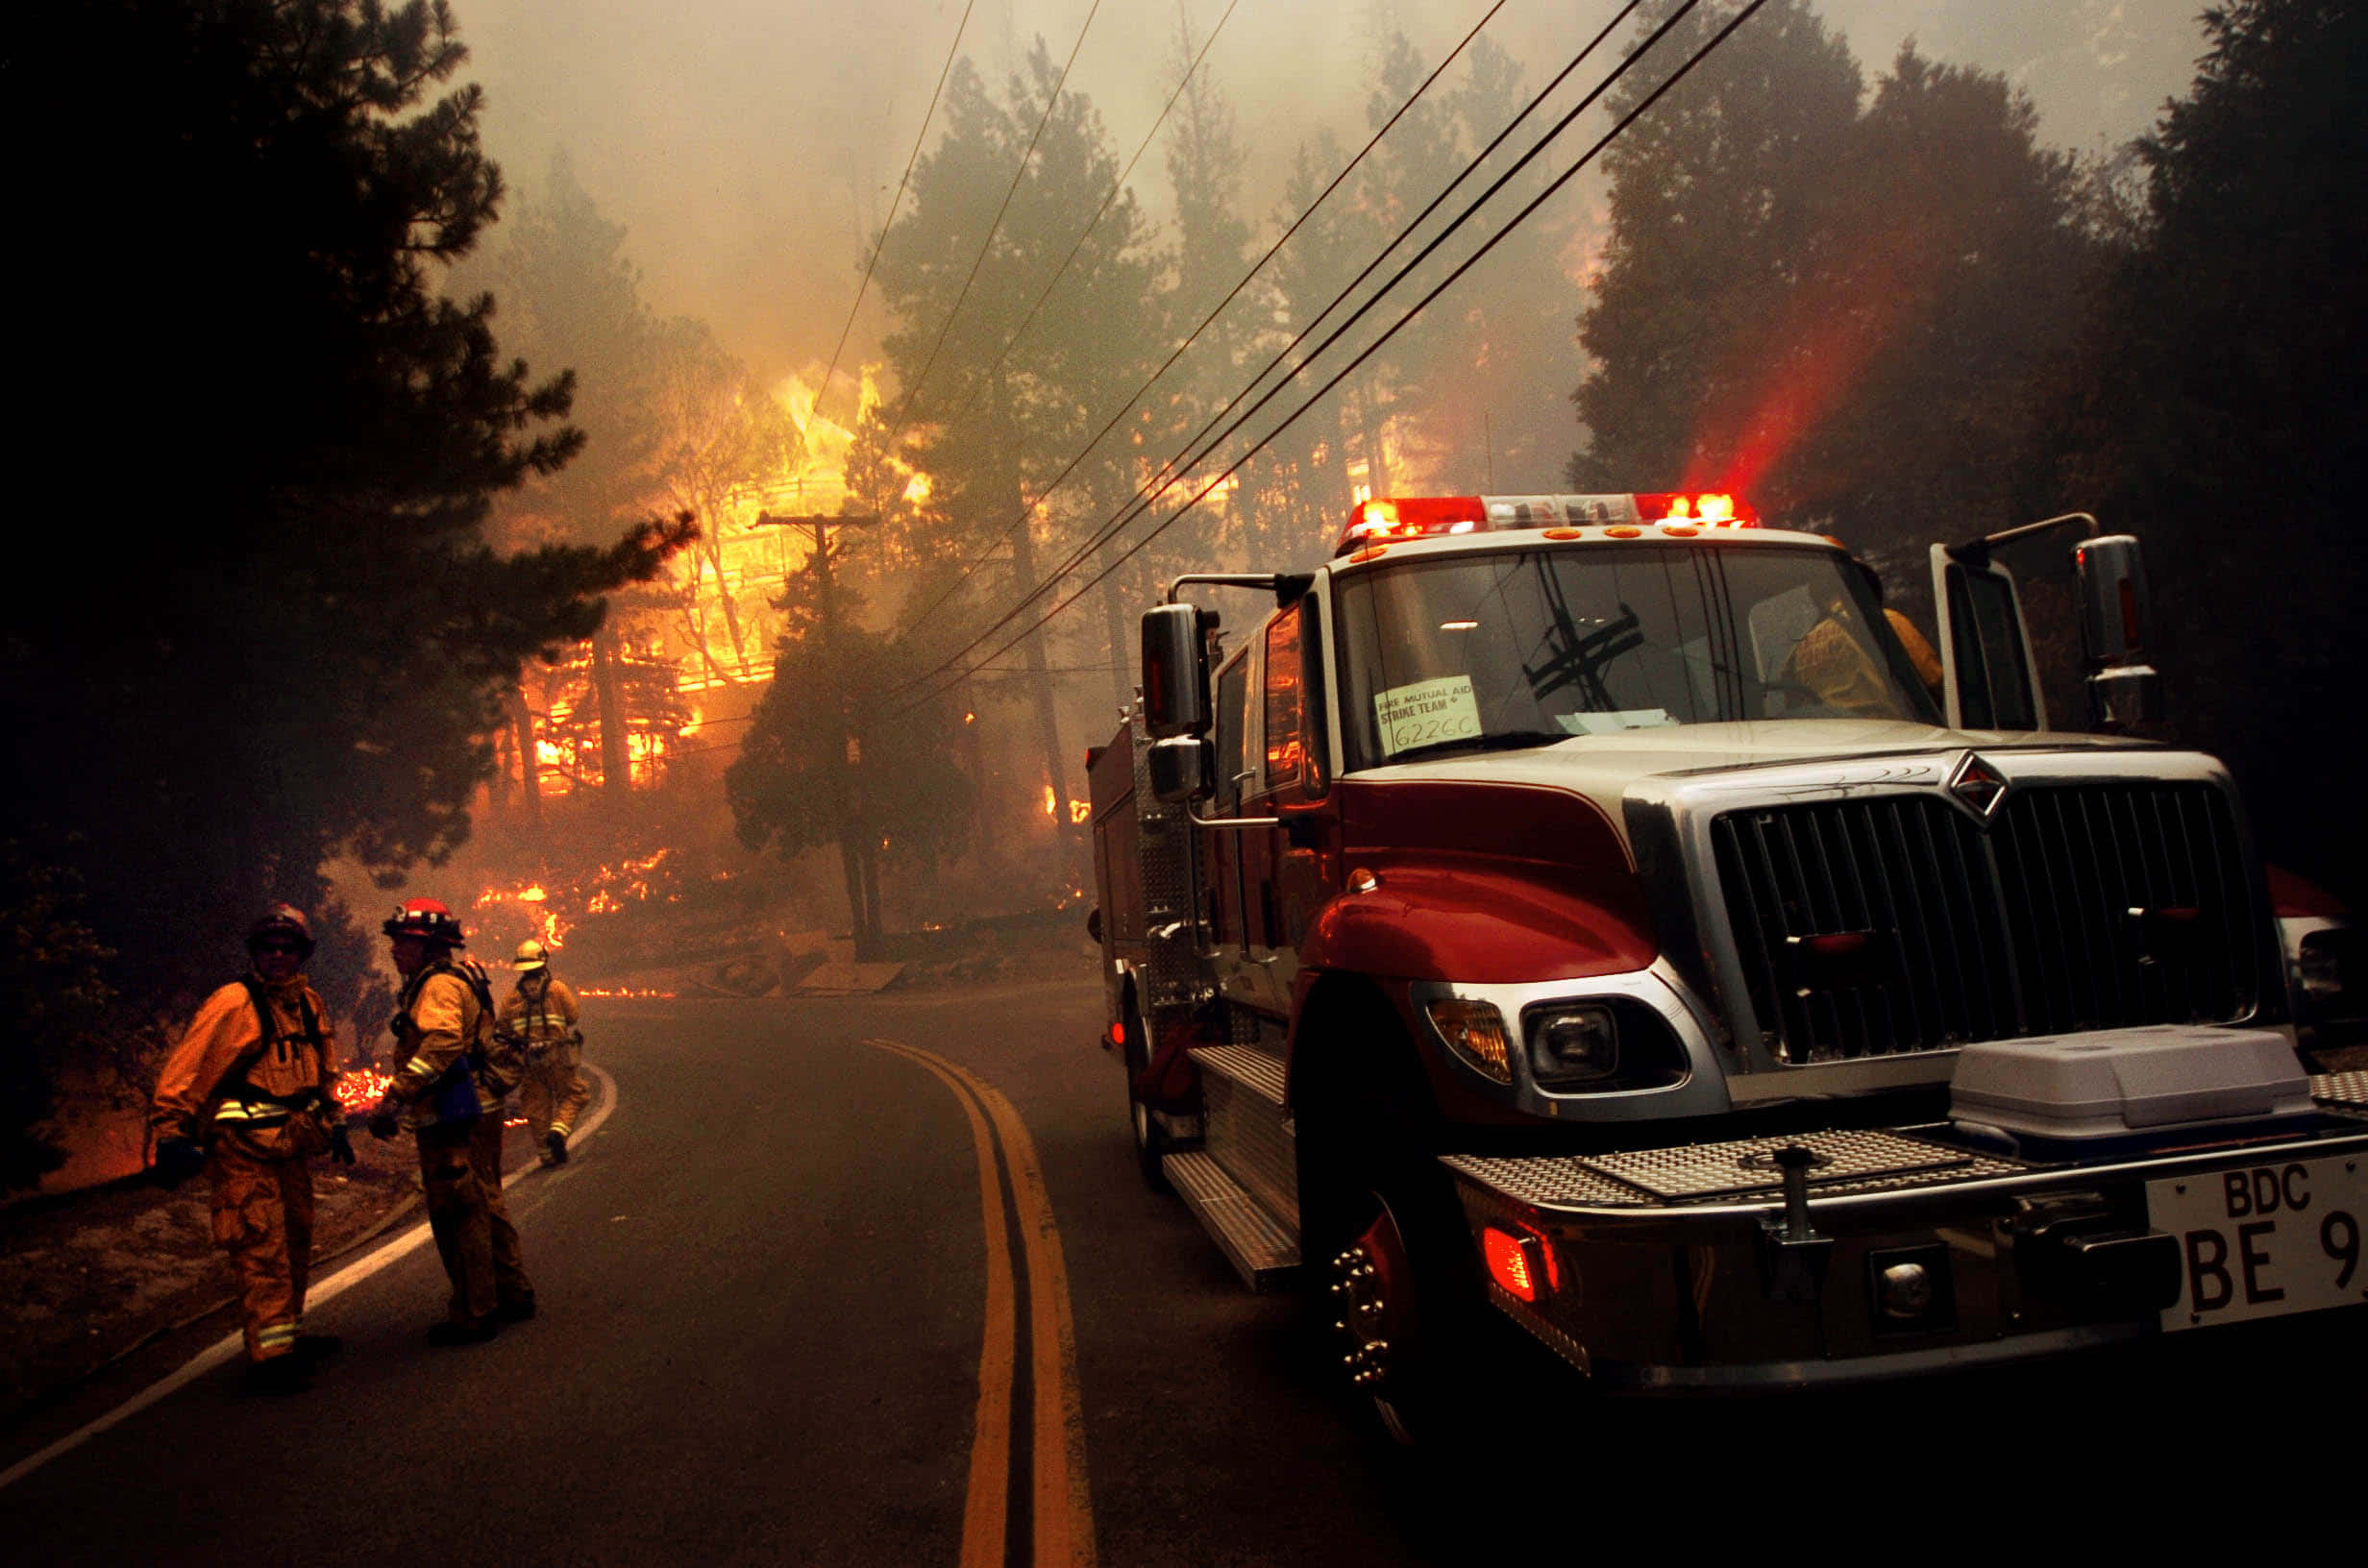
[1084,489,2367,1434]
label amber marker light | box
[1426,998,1513,1084]
[1605,525,1642,539]
[1482,1226,1548,1304]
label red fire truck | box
[1085,490,2366,1436]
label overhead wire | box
[894,0,1773,715]
[813,0,982,423]
[893,0,1512,639]
[899,0,1660,698]
[956,0,1654,670]
[876,0,1110,446]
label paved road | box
[5,976,2360,1563]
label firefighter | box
[366,897,535,1343]
[498,939,588,1166]
[150,905,356,1394]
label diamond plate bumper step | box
[1164,1150,1300,1292]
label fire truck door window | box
[1262,604,1307,795]
[1213,653,1249,813]
[1210,651,1252,950]
[1944,565,2038,730]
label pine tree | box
[0,0,691,1094]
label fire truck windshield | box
[1333,544,1942,770]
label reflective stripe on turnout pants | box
[522,1042,590,1140]
[416,1115,533,1324]
[207,1132,313,1363]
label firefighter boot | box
[293,1334,344,1366]
[545,1129,568,1165]
[243,1357,311,1396]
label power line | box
[894,0,1516,655]
[883,0,1247,634]
[814,0,981,424]
[1001,0,1657,654]
[897,0,1774,714]
[876,0,1110,446]
[906,0,1654,696]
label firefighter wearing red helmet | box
[149,904,355,1394]
[498,939,588,1165]
[368,896,535,1342]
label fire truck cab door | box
[1234,598,1327,1017]
[1930,544,2050,732]
[1206,648,1256,972]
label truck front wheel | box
[1298,1019,1485,1444]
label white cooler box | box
[1949,1024,2314,1145]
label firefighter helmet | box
[246,903,314,957]
[382,897,463,946]
[513,939,552,972]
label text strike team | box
[148,899,589,1393]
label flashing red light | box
[1481,1225,1552,1304]
[1108,1020,1125,1047]
[1336,496,1489,554]
[1635,491,1759,527]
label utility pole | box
[755,511,882,957]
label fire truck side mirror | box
[2075,533,2162,729]
[1147,736,1215,805]
[1142,603,1212,739]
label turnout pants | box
[416,1116,533,1324]
[522,1042,590,1145]
[206,1133,314,1363]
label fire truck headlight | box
[1527,1004,1619,1087]
[1520,1000,1691,1092]
[1425,999,1513,1084]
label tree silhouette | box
[0,0,690,1168]
[2045,0,2368,901]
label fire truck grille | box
[1712,783,2260,1064]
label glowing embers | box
[1481,1224,1557,1305]
[332,1068,394,1116]
[1335,496,1490,554]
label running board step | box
[1163,1150,1300,1292]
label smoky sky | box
[455,0,2208,387]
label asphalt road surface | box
[4,976,2360,1563]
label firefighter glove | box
[328,1121,358,1165]
[366,1096,402,1140]
[153,1136,206,1188]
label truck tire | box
[1122,1010,1172,1194]
[1298,1007,1486,1446]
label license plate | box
[2149,1153,2368,1331]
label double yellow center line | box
[865,1040,1096,1568]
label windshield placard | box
[1374,675,1481,758]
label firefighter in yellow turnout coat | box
[499,940,588,1165]
[150,906,356,1394]
[367,898,535,1344]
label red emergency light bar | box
[1335,492,1761,555]
[1633,491,1759,527]
[1340,496,1489,549]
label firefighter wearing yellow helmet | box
[149,905,354,1393]
[367,897,535,1343]
[497,939,588,1166]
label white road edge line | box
[0,1063,619,1493]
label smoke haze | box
[456,0,2208,383]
